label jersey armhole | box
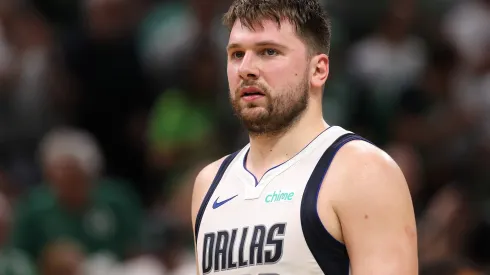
[300,133,372,275]
[194,150,240,239]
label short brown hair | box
[223,0,332,55]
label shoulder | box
[191,154,234,224]
[322,141,418,273]
[338,139,403,176]
[331,139,409,199]
[326,138,413,219]
[194,156,229,187]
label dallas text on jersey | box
[201,223,287,273]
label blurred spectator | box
[138,0,229,81]
[146,42,235,196]
[347,0,426,144]
[158,162,203,231]
[420,259,483,275]
[121,161,206,275]
[386,144,425,215]
[443,0,490,70]
[0,169,23,204]
[127,217,195,275]
[0,192,36,275]
[392,40,478,189]
[9,128,143,268]
[444,0,490,153]
[61,0,156,204]
[393,41,462,147]
[0,192,12,247]
[417,184,473,265]
[148,222,195,275]
[0,0,57,188]
[347,0,426,98]
[39,241,86,275]
[452,51,490,151]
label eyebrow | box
[226,41,289,51]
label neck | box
[246,107,328,178]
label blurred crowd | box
[0,0,489,274]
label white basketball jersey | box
[195,126,365,275]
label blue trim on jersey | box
[300,133,372,275]
[242,151,260,186]
[195,151,240,240]
[242,126,333,187]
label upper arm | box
[191,156,227,233]
[191,156,227,274]
[333,141,418,275]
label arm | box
[191,156,227,275]
[331,141,418,275]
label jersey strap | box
[195,150,240,239]
[301,133,370,275]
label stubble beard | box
[230,76,309,138]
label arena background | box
[0,0,489,274]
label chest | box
[208,160,316,222]
[197,163,320,274]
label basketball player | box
[191,0,418,274]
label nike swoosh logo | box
[212,195,238,209]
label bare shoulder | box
[339,139,403,175]
[332,139,410,200]
[324,140,418,273]
[194,156,229,189]
[191,155,230,227]
[319,140,412,231]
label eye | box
[230,51,245,59]
[262,48,279,56]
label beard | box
[230,74,309,137]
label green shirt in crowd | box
[148,88,216,152]
[0,248,37,275]
[9,178,142,263]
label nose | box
[238,52,259,81]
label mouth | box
[240,86,265,98]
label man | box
[191,0,418,274]
[10,128,142,265]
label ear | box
[310,54,329,89]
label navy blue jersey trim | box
[301,133,370,275]
[195,151,240,240]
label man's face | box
[227,19,311,135]
[45,155,91,208]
